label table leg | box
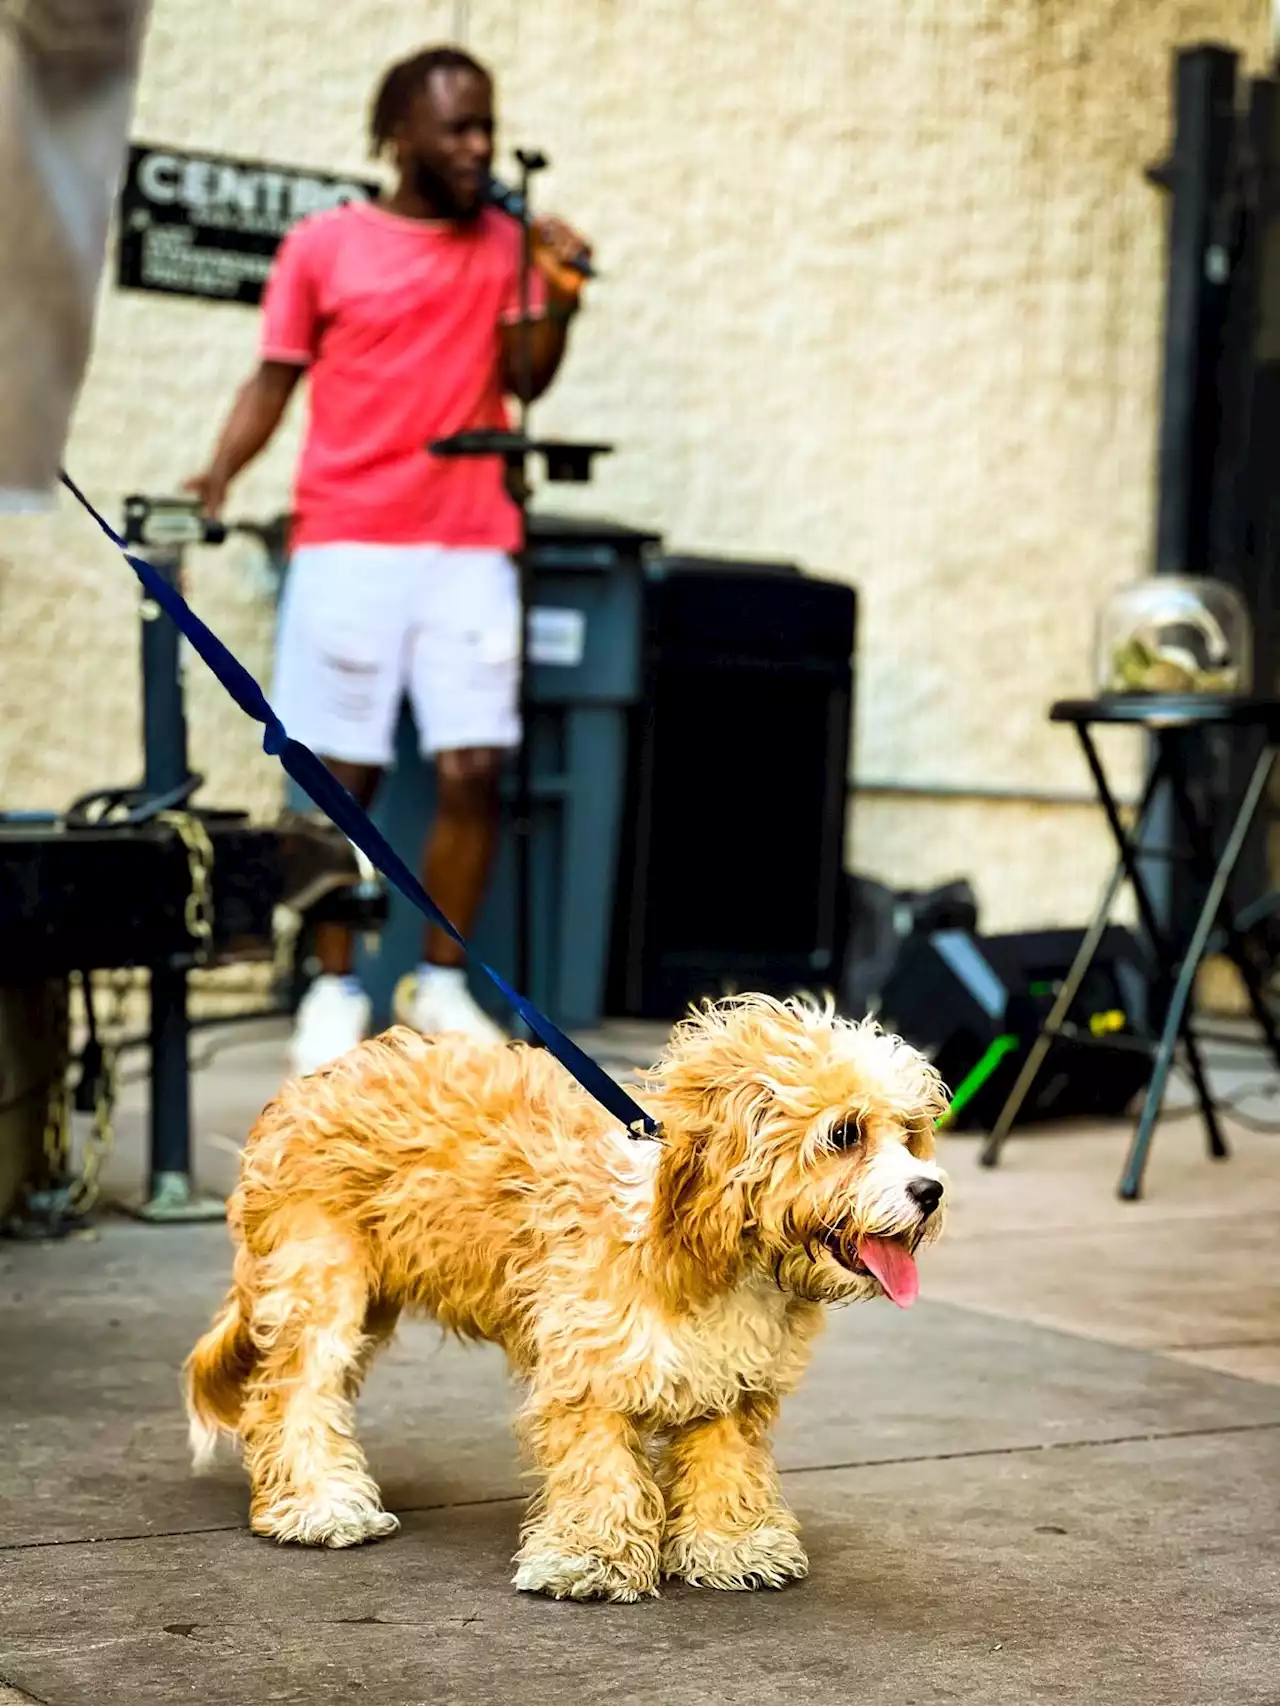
[1118,743,1276,1201]
[1178,1022,1228,1160]
[979,759,1164,1169]
[1163,738,1280,1075]
[1077,729,1175,954]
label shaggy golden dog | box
[184,994,949,1601]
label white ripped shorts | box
[272,543,522,765]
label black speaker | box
[875,926,1155,1130]
[836,874,980,1020]
[607,556,856,1019]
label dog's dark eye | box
[828,1119,863,1151]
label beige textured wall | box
[0,0,1270,937]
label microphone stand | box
[429,147,611,1039]
[512,148,539,1021]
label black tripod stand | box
[431,147,611,1028]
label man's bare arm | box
[498,216,590,403]
[184,360,303,515]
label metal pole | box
[1143,45,1241,1021]
[147,962,191,1191]
[511,151,543,1026]
[140,546,189,799]
[1152,45,1238,579]
[142,543,192,1207]
[124,503,222,1221]
[1225,72,1280,909]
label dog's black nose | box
[907,1177,944,1216]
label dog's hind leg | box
[513,1402,665,1602]
[239,1225,399,1549]
[345,1297,401,1399]
[658,1396,808,1590]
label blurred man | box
[0,0,151,506]
[187,46,590,1074]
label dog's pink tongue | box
[857,1237,919,1308]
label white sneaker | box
[393,965,507,1045]
[289,975,371,1076]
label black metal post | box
[1152,46,1239,580]
[510,148,546,1023]
[1222,72,1280,910]
[122,495,223,1221]
[147,963,191,1186]
[141,543,194,1201]
[1143,46,1241,1013]
[140,549,189,801]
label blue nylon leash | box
[59,470,660,1140]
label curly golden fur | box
[184,993,949,1601]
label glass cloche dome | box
[1096,575,1252,697]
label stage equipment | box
[431,147,611,1029]
[484,173,595,278]
[981,696,1280,1199]
[877,923,1155,1134]
[1142,44,1280,952]
[836,875,979,1021]
[607,555,856,1019]
[0,495,384,1234]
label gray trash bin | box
[284,513,658,1032]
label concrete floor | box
[2,1021,1279,1704]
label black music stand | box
[428,147,612,1026]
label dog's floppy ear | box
[655,1126,751,1297]
[646,995,785,1296]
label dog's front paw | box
[662,1522,809,1591]
[513,1546,659,1603]
[251,1492,401,1549]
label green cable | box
[935,1033,1020,1129]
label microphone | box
[483,174,596,279]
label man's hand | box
[500,223,589,402]
[531,216,592,305]
[182,469,228,518]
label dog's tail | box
[183,1284,256,1470]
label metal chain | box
[19,971,116,1234]
[39,977,72,1184]
[157,809,215,965]
[10,810,213,1238]
[65,969,131,1217]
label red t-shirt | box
[260,200,546,551]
